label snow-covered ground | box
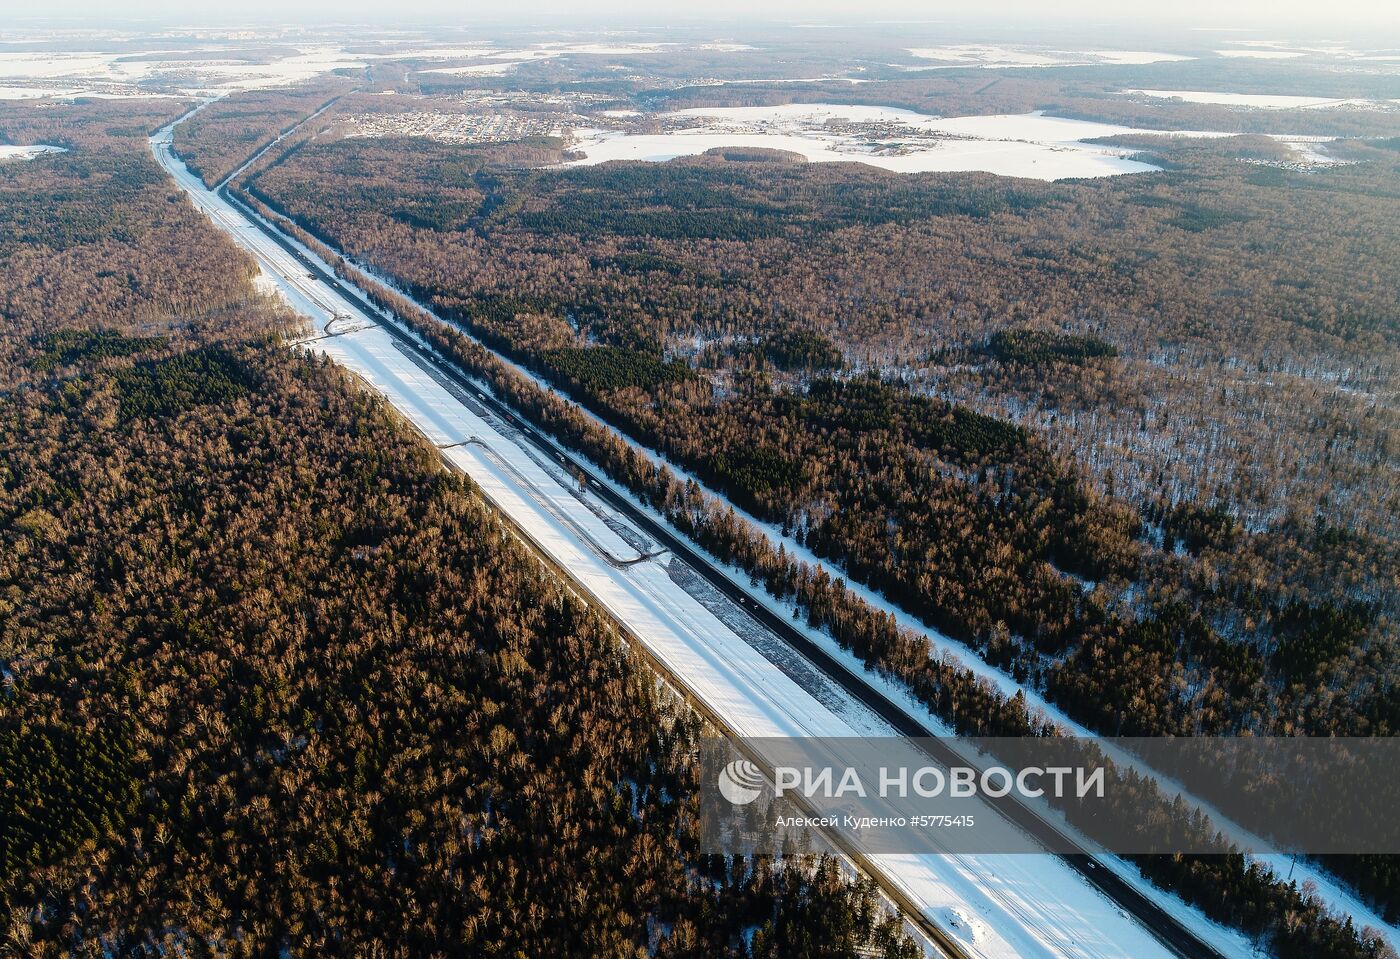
[542,344,1399,945]
[0,84,79,99]
[904,45,1193,68]
[421,61,530,76]
[150,112,1218,959]
[415,42,698,77]
[0,45,364,96]
[0,144,66,160]
[0,36,760,100]
[1121,88,1398,109]
[569,105,1161,179]
[0,83,176,100]
[1271,136,1347,166]
[706,76,872,85]
[1212,39,1400,63]
[574,103,1360,178]
[570,103,1353,176]
[1215,49,1306,59]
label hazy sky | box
[6,0,1399,28]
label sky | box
[4,0,1399,28]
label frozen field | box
[416,39,759,77]
[1216,49,1306,59]
[0,144,66,160]
[712,76,872,85]
[1214,38,1400,62]
[422,61,529,76]
[0,36,759,99]
[1122,88,1398,109]
[569,105,1162,179]
[0,84,80,99]
[0,45,366,95]
[568,103,1359,176]
[905,45,1193,68]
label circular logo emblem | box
[718,759,765,805]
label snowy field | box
[568,103,1354,176]
[421,61,528,76]
[0,84,82,99]
[900,39,1400,73]
[1121,88,1399,109]
[1214,38,1400,62]
[904,45,1194,68]
[415,40,759,77]
[0,37,746,99]
[0,144,66,160]
[0,45,365,95]
[1215,49,1306,59]
[704,76,873,85]
[569,105,1161,179]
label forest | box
[0,97,917,958]
[251,127,1399,742]
[239,89,1399,931]
[171,78,356,188]
[235,188,1396,958]
[1,43,1392,953]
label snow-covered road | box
[151,114,1218,959]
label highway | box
[152,111,1228,959]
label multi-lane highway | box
[151,110,1231,959]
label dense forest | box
[252,213,1392,958]
[172,78,356,188]
[2,48,1390,955]
[239,90,1400,929]
[253,125,1399,743]
[0,98,918,958]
